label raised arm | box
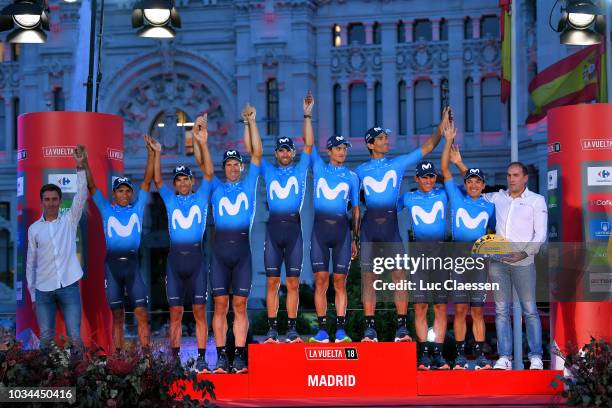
[69,145,89,226]
[193,114,214,181]
[440,123,456,181]
[302,91,314,154]
[141,135,155,192]
[84,154,96,195]
[421,106,450,157]
[244,104,262,166]
[450,144,468,176]
[148,137,163,189]
[241,107,253,155]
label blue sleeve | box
[298,151,311,175]
[211,175,222,191]
[246,163,261,194]
[392,148,423,175]
[159,184,174,204]
[397,193,407,212]
[135,189,149,218]
[92,189,108,215]
[260,158,272,180]
[487,207,496,231]
[311,147,324,168]
[444,180,463,203]
[196,179,211,204]
[349,172,360,206]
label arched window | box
[374,81,383,126]
[348,23,365,45]
[349,83,367,137]
[414,80,433,134]
[481,15,500,38]
[333,84,342,136]
[53,87,65,111]
[149,109,195,155]
[465,78,474,132]
[481,76,501,131]
[397,20,405,43]
[398,81,407,135]
[372,22,381,44]
[464,17,473,39]
[267,78,279,136]
[439,18,448,41]
[413,19,432,42]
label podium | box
[181,343,562,402]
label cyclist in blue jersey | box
[151,117,211,372]
[308,134,360,344]
[261,92,314,344]
[199,103,262,374]
[398,160,449,369]
[87,135,154,352]
[355,107,450,343]
[440,123,495,370]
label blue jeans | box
[35,281,82,351]
[489,261,542,359]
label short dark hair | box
[40,184,62,200]
[507,161,529,176]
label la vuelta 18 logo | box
[304,347,359,360]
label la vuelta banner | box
[547,104,612,368]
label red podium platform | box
[182,343,562,404]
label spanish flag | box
[526,43,607,124]
[500,0,511,103]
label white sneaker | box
[494,356,512,370]
[530,356,543,370]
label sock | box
[288,318,297,329]
[317,316,327,330]
[397,314,407,327]
[418,341,429,356]
[268,317,278,330]
[235,347,246,357]
[432,342,444,356]
[216,346,226,356]
[198,348,206,358]
[455,341,465,355]
[171,347,180,357]
[336,315,346,329]
[474,341,485,356]
[365,315,375,328]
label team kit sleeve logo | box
[471,234,513,259]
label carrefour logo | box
[48,173,77,193]
[598,170,610,179]
[587,167,612,186]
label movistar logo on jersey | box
[316,178,349,200]
[219,192,249,216]
[411,201,444,225]
[362,170,397,195]
[171,205,202,230]
[455,208,488,230]
[107,213,141,238]
[269,176,298,200]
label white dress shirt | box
[26,170,87,302]
[484,187,548,266]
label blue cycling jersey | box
[159,183,210,245]
[210,163,260,231]
[93,189,149,252]
[398,187,447,241]
[312,148,360,217]
[355,149,423,211]
[444,180,495,242]
[261,153,310,215]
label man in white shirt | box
[26,145,89,353]
[484,162,547,370]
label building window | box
[267,78,279,136]
[333,84,342,136]
[349,83,367,138]
[332,24,342,47]
[481,76,501,131]
[348,23,365,45]
[398,81,407,135]
[481,15,500,38]
[149,109,194,155]
[53,88,65,111]
[372,22,381,44]
[413,19,432,42]
[12,97,19,150]
[439,18,448,41]
[374,82,382,125]
[464,17,473,39]
[414,80,433,134]
[397,20,405,43]
[465,78,474,132]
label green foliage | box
[552,337,611,407]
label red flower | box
[106,357,136,376]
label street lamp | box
[558,0,605,45]
[132,0,181,39]
[0,0,50,43]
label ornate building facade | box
[0,0,568,312]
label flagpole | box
[510,0,524,371]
